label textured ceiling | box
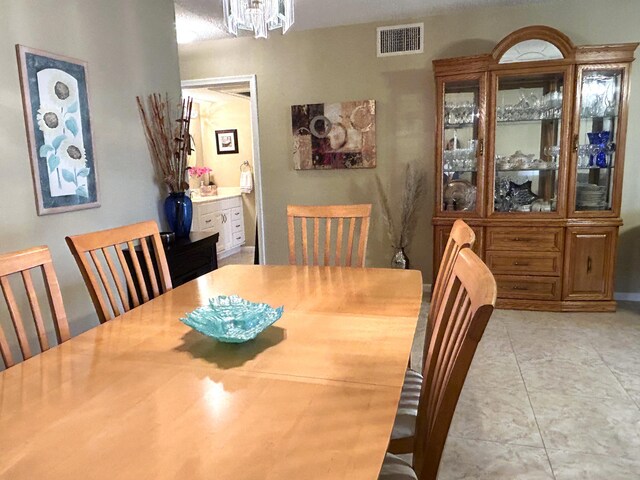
[175,0,546,43]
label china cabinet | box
[433,26,638,311]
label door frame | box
[181,75,266,264]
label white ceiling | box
[175,0,545,43]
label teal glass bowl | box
[180,295,284,343]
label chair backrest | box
[413,248,496,480]
[0,246,70,368]
[424,219,475,370]
[287,204,372,267]
[66,221,172,323]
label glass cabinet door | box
[440,77,484,215]
[573,68,624,213]
[492,71,567,214]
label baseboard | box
[241,246,255,255]
[614,292,640,302]
[217,246,241,260]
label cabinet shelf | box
[496,167,559,172]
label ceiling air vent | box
[377,23,424,57]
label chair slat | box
[115,244,140,308]
[0,276,32,361]
[0,320,13,368]
[90,250,121,319]
[127,240,149,303]
[20,269,50,351]
[335,218,344,266]
[301,218,309,265]
[41,261,70,344]
[357,216,370,267]
[324,218,332,266]
[66,221,171,323]
[102,247,130,312]
[346,218,356,267]
[287,215,296,265]
[140,237,159,298]
[313,217,319,266]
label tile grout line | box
[505,325,558,480]
[585,335,640,411]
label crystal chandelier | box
[224,0,294,39]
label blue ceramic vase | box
[164,192,192,238]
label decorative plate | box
[444,179,476,211]
[180,295,284,343]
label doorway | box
[181,75,265,265]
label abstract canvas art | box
[291,100,376,170]
[16,45,99,215]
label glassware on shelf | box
[543,145,560,165]
[580,74,619,118]
[443,139,478,171]
[496,89,563,122]
[495,150,557,171]
[444,101,478,125]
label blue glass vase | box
[164,192,192,238]
[587,131,610,168]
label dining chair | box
[287,204,372,267]
[380,248,496,480]
[66,220,172,323]
[389,219,475,454]
[0,246,71,368]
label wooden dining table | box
[0,265,423,480]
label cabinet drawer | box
[200,212,217,230]
[486,227,563,252]
[496,275,561,301]
[198,201,222,215]
[231,206,243,221]
[232,220,243,233]
[231,231,245,246]
[486,252,561,276]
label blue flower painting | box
[17,45,99,215]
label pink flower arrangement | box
[189,166,212,177]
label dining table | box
[0,264,423,480]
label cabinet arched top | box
[492,26,575,63]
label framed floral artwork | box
[16,45,99,215]
[215,129,239,154]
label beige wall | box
[0,0,181,340]
[179,0,640,293]
[185,89,256,246]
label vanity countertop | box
[191,187,242,203]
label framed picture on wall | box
[16,45,100,215]
[215,129,239,154]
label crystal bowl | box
[180,295,284,343]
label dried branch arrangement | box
[136,94,193,193]
[376,162,426,249]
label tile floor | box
[409,301,640,479]
[217,249,255,267]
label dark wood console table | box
[164,231,219,287]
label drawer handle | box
[512,237,531,242]
[235,212,240,216]
[205,219,212,224]
[512,285,528,291]
[513,262,529,266]
[587,256,592,273]
[236,236,242,240]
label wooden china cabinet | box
[432,26,638,311]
